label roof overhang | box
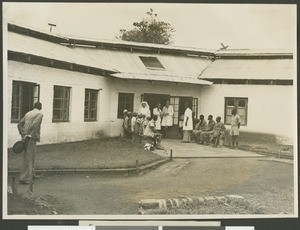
[111,72,213,85]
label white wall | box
[199,84,296,139]
[8,61,294,147]
[7,61,112,147]
[108,78,203,137]
[7,61,203,147]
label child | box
[139,115,145,135]
[135,114,143,135]
[143,116,151,136]
[124,111,132,139]
[131,112,137,141]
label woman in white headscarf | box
[138,101,151,118]
[161,100,174,137]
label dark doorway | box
[142,93,170,115]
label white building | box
[5,23,295,147]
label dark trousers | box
[20,138,36,182]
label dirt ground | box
[7,157,294,215]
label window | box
[139,56,165,70]
[11,81,40,123]
[118,93,134,119]
[53,86,70,122]
[84,89,98,121]
[170,96,179,125]
[225,97,248,125]
[192,98,198,119]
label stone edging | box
[8,158,170,176]
[139,195,244,214]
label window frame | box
[52,85,71,122]
[84,89,99,122]
[139,56,165,70]
[224,97,248,126]
[11,81,40,123]
[117,93,134,119]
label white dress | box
[138,107,151,118]
[183,108,193,131]
[161,105,174,127]
[153,108,162,130]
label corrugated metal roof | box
[216,49,293,57]
[8,22,216,54]
[8,32,118,72]
[8,31,213,82]
[111,72,212,85]
[73,47,213,78]
[200,59,293,80]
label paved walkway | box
[155,139,265,158]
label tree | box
[116,9,175,45]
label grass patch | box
[8,192,62,215]
[149,198,268,215]
[8,138,163,171]
[224,132,293,158]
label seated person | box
[199,115,216,144]
[192,114,207,143]
[144,115,163,149]
[209,116,226,147]
[142,116,151,136]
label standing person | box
[131,112,137,141]
[138,101,151,118]
[161,100,174,138]
[123,111,131,139]
[230,108,241,149]
[182,102,193,143]
[153,103,162,132]
[17,102,43,184]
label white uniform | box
[153,107,162,130]
[161,105,174,127]
[183,108,193,130]
[138,101,151,118]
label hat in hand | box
[12,140,25,154]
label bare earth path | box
[10,157,294,215]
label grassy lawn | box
[149,198,268,215]
[224,132,293,158]
[8,138,163,171]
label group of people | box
[181,104,241,148]
[122,100,174,149]
[123,100,241,149]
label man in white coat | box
[161,100,174,138]
[182,102,193,143]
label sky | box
[3,2,297,50]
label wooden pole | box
[29,181,34,193]
[136,159,140,175]
[12,176,18,195]
[170,149,173,161]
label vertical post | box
[136,160,140,175]
[29,181,34,193]
[170,149,173,161]
[12,176,18,195]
